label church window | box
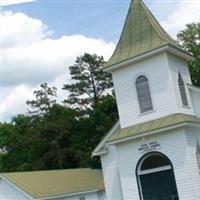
[136,153,179,200]
[178,73,188,106]
[136,76,153,113]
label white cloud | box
[0,85,34,121]
[161,0,200,38]
[1,11,51,47]
[0,11,115,121]
[0,0,35,6]
[3,34,114,86]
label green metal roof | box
[1,168,104,199]
[108,114,200,143]
[106,0,178,68]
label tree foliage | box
[177,22,200,87]
[26,83,57,116]
[63,53,113,109]
[0,53,118,172]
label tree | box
[26,83,57,116]
[26,84,81,170]
[28,105,80,170]
[177,23,200,87]
[63,53,113,110]
[0,115,33,172]
[0,53,118,172]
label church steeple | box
[106,0,178,68]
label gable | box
[0,178,30,200]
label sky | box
[0,0,200,122]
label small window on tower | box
[136,75,153,113]
[178,73,188,106]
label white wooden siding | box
[189,87,200,118]
[112,52,194,129]
[167,53,194,115]
[185,127,200,199]
[100,146,123,200]
[0,179,30,200]
[113,128,199,200]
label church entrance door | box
[137,153,179,200]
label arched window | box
[136,153,179,200]
[136,76,153,113]
[178,73,188,106]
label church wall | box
[114,128,198,200]
[189,87,200,118]
[0,178,30,200]
[185,127,200,199]
[56,191,105,200]
[112,52,179,129]
[167,53,194,115]
[100,146,123,200]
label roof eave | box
[36,189,101,200]
[107,121,200,145]
[167,44,193,60]
[92,149,108,157]
[104,45,193,73]
[187,83,200,93]
[92,121,120,157]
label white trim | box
[36,189,100,200]
[167,46,192,60]
[187,84,200,93]
[104,45,192,72]
[107,122,193,145]
[0,175,34,199]
[137,152,176,200]
[138,109,155,116]
[92,121,120,157]
[138,166,172,175]
[93,149,108,156]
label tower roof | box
[106,0,179,68]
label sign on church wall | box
[138,141,161,153]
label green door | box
[139,170,179,200]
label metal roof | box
[108,114,200,143]
[106,0,179,68]
[1,168,104,199]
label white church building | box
[0,0,200,199]
[93,0,200,199]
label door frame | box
[136,152,179,200]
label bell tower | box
[104,0,194,129]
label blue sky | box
[3,0,180,42]
[1,0,200,121]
